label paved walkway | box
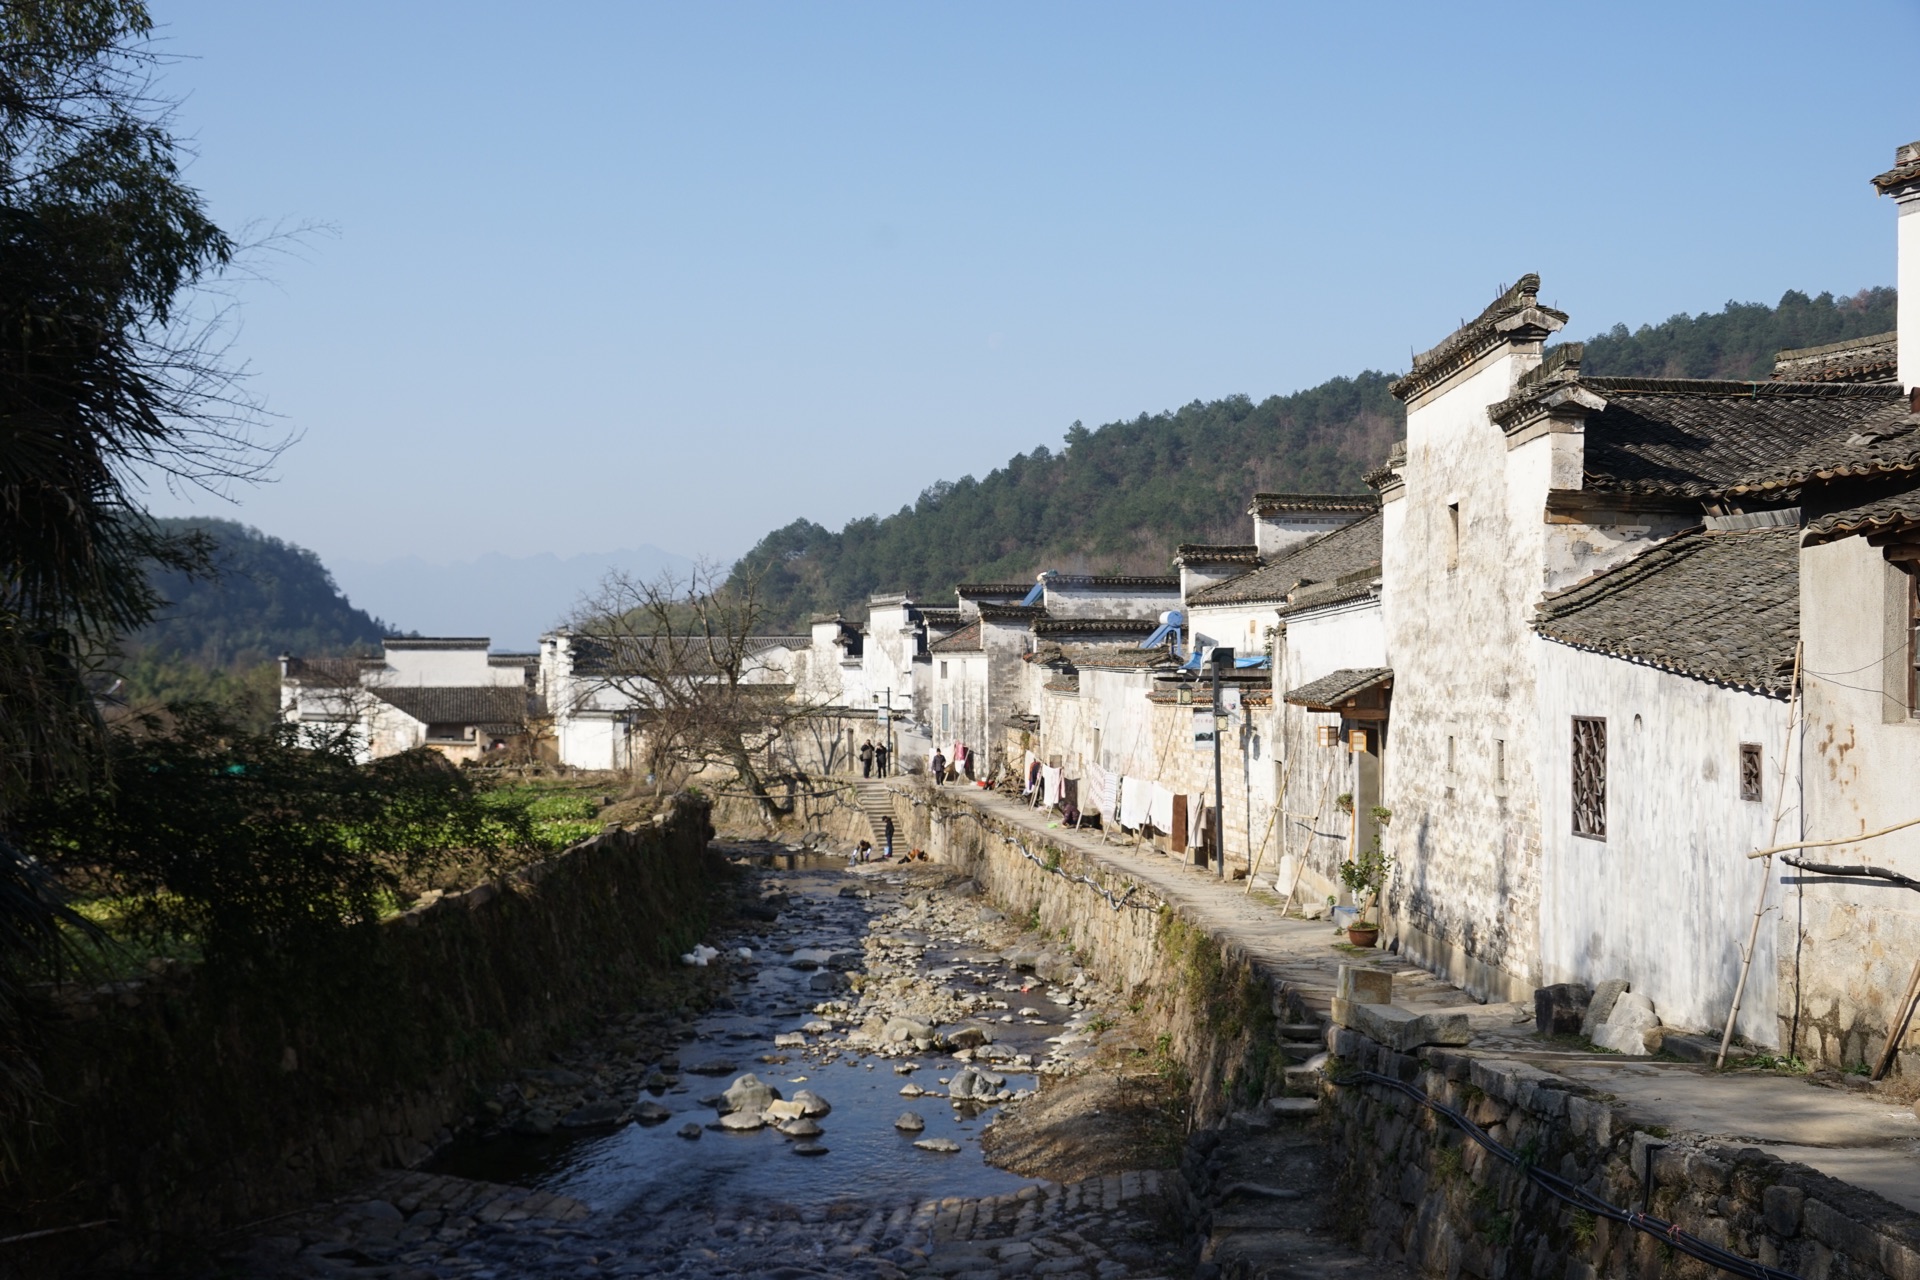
[945,787,1920,1216]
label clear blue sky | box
[147,0,1918,567]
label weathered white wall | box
[1535,640,1791,1045]
[1253,511,1369,558]
[1186,602,1275,657]
[1041,581,1181,621]
[931,649,990,760]
[1382,348,1548,1003]
[1274,594,1387,901]
[1899,192,1920,391]
[1792,537,1920,1069]
[374,643,519,688]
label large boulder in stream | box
[720,1073,781,1115]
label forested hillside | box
[736,287,1896,627]
[116,518,391,710]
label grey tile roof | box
[1031,618,1158,637]
[1578,379,1909,499]
[373,685,531,728]
[928,620,983,653]
[1870,141,1920,195]
[976,603,1045,622]
[1804,489,1920,545]
[383,637,490,650]
[1045,575,1181,590]
[955,583,1032,597]
[1283,667,1392,710]
[284,656,381,684]
[1174,544,1261,565]
[1188,511,1384,606]
[1390,274,1568,402]
[1533,527,1799,697]
[1772,332,1898,384]
[1277,576,1380,617]
[1246,494,1379,516]
[1027,641,1178,671]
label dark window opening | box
[1572,716,1607,839]
[1739,743,1762,802]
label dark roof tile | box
[1283,667,1392,710]
[373,685,530,727]
[1189,511,1384,606]
[1533,527,1798,696]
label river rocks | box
[676,1122,702,1140]
[718,1110,765,1131]
[778,1117,823,1137]
[894,1111,925,1132]
[948,1067,1007,1102]
[720,1073,780,1114]
[773,1032,807,1048]
[791,1141,829,1155]
[634,1101,673,1125]
[792,1088,831,1117]
[559,1100,624,1128]
[764,1099,807,1121]
[947,1025,991,1049]
[914,1136,961,1153]
[882,1016,935,1044]
[900,1083,926,1097]
[686,1058,739,1076]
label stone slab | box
[1348,1001,1471,1053]
[1336,965,1393,1006]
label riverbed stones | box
[764,1098,807,1121]
[792,1088,831,1117]
[686,1058,739,1076]
[915,1136,961,1153]
[560,1100,624,1128]
[633,1100,672,1124]
[718,1110,765,1131]
[895,1111,926,1131]
[676,1122,702,1140]
[777,1117,822,1137]
[720,1073,780,1114]
[791,1141,829,1155]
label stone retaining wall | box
[912,788,1297,1125]
[1326,1028,1920,1280]
[5,795,717,1274]
[910,786,1920,1280]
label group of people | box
[854,815,896,862]
[858,739,891,778]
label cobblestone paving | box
[229,1167,1184,1279]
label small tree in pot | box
[1338,807,1393,946]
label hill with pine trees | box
[734,287,1896,627]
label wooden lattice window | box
[1739,743,1762,802]
[1572,716,1606,839]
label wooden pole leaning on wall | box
[1872,953,1920,1080]
[1716,641,1802,1070]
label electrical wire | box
[1333,1069,1804,1280]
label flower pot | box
[1346,924,1380,948]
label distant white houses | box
[279,637,535,763]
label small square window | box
[1739,743,1762,802]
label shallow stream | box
[431,848,1091,1216]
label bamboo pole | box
[1717,641,1802,1069]
[1871,951,1920,1080]
[1743,814,1920,859]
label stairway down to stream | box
[855,778,897,843]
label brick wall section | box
[6,796,717,1269]
[1327,1028,1920,1280]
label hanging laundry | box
[1148,783,1175,837]
[1042,766,1063,807]
[1119,776,1152,830]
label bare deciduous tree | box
[567,562,829,822]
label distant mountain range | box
[330,546,696,651]
[731,287,1898,628]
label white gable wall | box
[1535,640,1789,1044]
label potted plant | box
[1338,808,1393,947]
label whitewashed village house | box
[280,637,535,763]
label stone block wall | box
[6,796,717,1272]
[1326,1029,1920,1280]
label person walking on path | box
[874,742,890,775]
[882,816,895,860]
[859,740,875,778]
[930,749,946,786]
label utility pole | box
[1210,647,1234,878]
